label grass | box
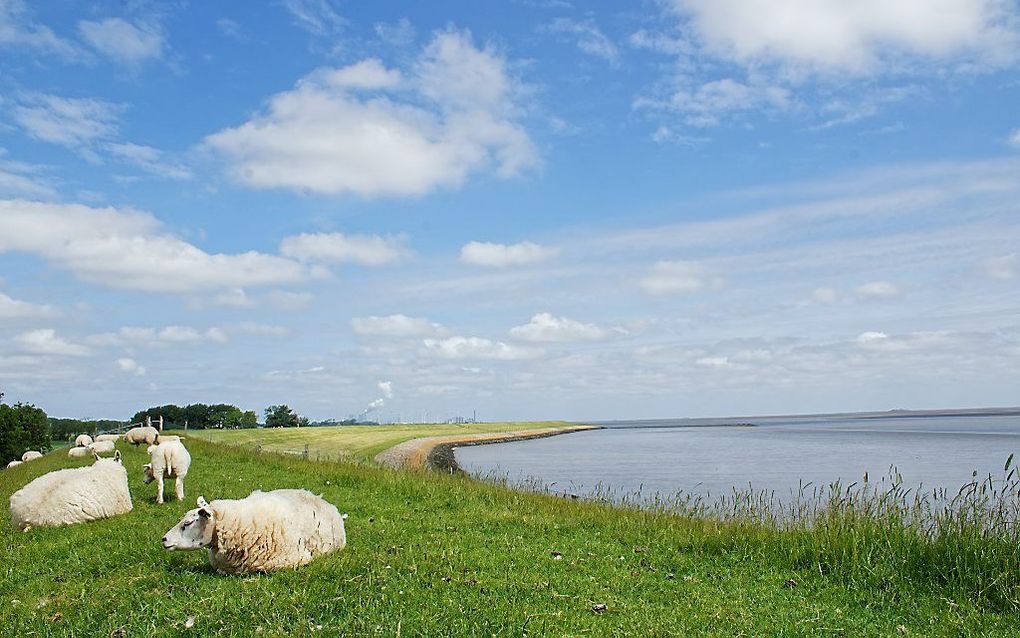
[187,421,572,461]
[2,440,1020,636]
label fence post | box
[303,444,309,460]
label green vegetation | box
[133,403,258,430]
[263,404,307,429]
[189,421,570,461]
[2,439,1020,635]
[48,417,128,441]
[0,402,50,465]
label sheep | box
[88,440,116,455]
[9,451,132,531]
[5,460,23,469]
[74,434,93,447]
[68,447,91,459]
[143,439,192,504]
[162,489,347,574]
[21,451,43,462]
[94,434,120,443]
[123,426,159,446]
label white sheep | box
[162,489,347,574]
[74,434,93,447]
[5,460,23,469]
[143,439,192,504]
[88,440,116,455]
[123,426,159,446]
[94,434,120,443]
[68,447,91,459]
[21,451,43,462]
[9,451,132,531]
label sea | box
[455,409,1020,504]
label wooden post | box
[158,415,163,431]
[303,444,309,460]
[145,416,151,429]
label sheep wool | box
[163,489,346,575]
[68,447,91,458]
[74,434,93,447]
[123,426,159,446]
[5,460,22,469]
[21,451,42,462]
[94,434,120,443]
[9,453,132,530]
[88,440,116,454]
[143,439,192,504]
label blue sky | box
[0,0,1018,421]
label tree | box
[0,402,50,465]
[264,404,300,428]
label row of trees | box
[0,398,50,465]
[132,404,257,430]
[49,418,127,441]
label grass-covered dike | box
[3,437,1020,636]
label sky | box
[0,0,1018,422]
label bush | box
[0,402,50,464]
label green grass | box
[187,421,571,461]
[2,440,1020,636]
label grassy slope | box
[1,440,1018,637]
[188,422,571,461]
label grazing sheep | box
[5,460,23,469]
[143,439,192,504]
[21,451,42,462]
[123,426,159,446]
[157,435,182,442]
[88,440,116,455]
[94,434,120,443]
[9,451,132,531]
[74,434,93,447]
[162,490,347,574]
[68,447,91,459]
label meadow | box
[2,437,1020,636]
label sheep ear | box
[92,452,100,461]
[197,496,209,508]
[114,450,122,463]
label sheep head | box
[162,496,216,551]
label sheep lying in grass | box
[162,490,347,574]
[21,451,42,462]
[74,434,93,447]
[143,439,191,504]
[5,460,22,469]
[94,434,120,443]
[9,451,132,531]
[123,426,159,446]
[88,440,116,455]
[68,447,91,459]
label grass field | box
[3,439,1020,636]
[187,421,572,461]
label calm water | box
[455,413,1020,503]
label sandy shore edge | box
[373,425,599,472]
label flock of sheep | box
[5,426,348,575]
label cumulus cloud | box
[236,322,291,337]
[423,336,544,360]
[280,232,408,266]
[855,281,902,300]
[92,325,228,348]
[982,253,1017,280]
[509,312,614,342]
[205,28,538,197]
[352,314,448,338]
[14,329,89,356]
[11,94,122,153]
[78,17,164,65]
[640,260,720,295]
[107,142,192,180]
[541,18,620,65]
[0,292,56,320]
[667,0,1018,74]
[116,357,146,376]
[459,241,559,267]
[378,380,393,398]
[0,200,309,293]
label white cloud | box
[107,142,192,180]
[509,312,614,342]
[12,94,121,152]
[0,199,309,293]
[116,357,146,376]
[77,18,164,65]
[205,28,537,197]
[542,18,620,65]
[696,355,731,368]
[643,78,795,128]
[855,281,901,300]
[667,0,1018,74]
[158,326,228,344]
[982,253,1017,280]
[812,287,840,304]
[640,260,720,295]
[352,314,448,338]
[0,292,56,320]
[856,331,889,345]
[378,380,393,398]
[0,153,54,198]
[236,322,291,337]
[0,1,80,58]
[1010,129,1020,149]
[15,329,89,356]
[266,290,314,311]
[280,232,408,266]
[212,288,256,309]
[423,336,544,360]
[281,0,345,36]
[93,325,229,347]
[459,241,559,267]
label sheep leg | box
[175,475,185,501]
[155,474,165,504]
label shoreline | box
[373,425,599,471]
